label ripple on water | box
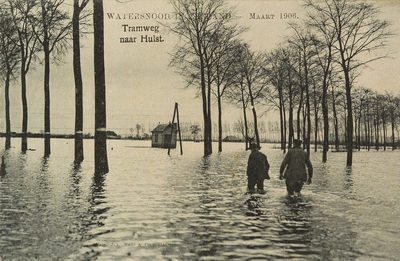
[1,140,400,260]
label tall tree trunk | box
[392,116,395,151]
[334,117,339,151]
[201,78,209,155]
[305,84,311,153]
[296,96,303,139]
[197,36,211,157]
[344,70,353,166]
[288,83,294,149]
[375,110,380,151]
[302,104,306,149]
[332,89,339,152]
[304,55,311,153]
[355,118,359,150]
[344,112,348,145]
[314,109,318,152]
[251,105,260,147]
[279,102,284,150]
[248,83,260,147]
[357,114,361,151]
[278,87,285,152]
[382,118,387,151]
[241,87,249,150]
[364,115,368,150]
[40,0,51,157]
[73,0,84,163]
[288,101,294,149]
[322,52,331,162]
[44,44,51,157]
[313,81,318,152]
[243,107,249,150]
[322,80,329,162]
[367,105,371,151]
[93,0,109,174]
[297,59,304,140]
[283,104,287,153]
[206,71,212,155]
[20,49,28,153]
[5,72,11,150]
[217,91,222,152]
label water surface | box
[1,138,399,260]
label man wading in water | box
[279,139,313,196]
[247,140,270,194]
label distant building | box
[151,123,178,148]
[223,135,242,142]
[106,130,121,139]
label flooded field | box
[1,138,400,260]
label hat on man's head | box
[250,140,259,149]
[293,139,302,145]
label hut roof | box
[223,135,242,141]
[152,123,177,133]
[106,130,119,137]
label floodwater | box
[1,138,400,261]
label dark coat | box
[247,150,270,179]
[280,146,313,181]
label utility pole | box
[168,103,183,155]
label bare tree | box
[387,93,400,151]
[73,0,90,164]
[234,44,268,148]
[306,0,393,166]
[209,33,246,152]
[288,22,316,153]
[8,0,39,153]
[169,0,236,156]
[266,47,289,152]
[304,3,338,161]
[211,37,244,152]
[272,46,299,150]
[0,6,20,150]
[93,0,108,174]
[33,0,72,157]
[310,73,323,152]
[226,64,251,150]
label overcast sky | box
[1,0,399,135]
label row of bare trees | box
[352,88,400,152]
[0,0,108,174]
[169,0,395,166]
[266,0,394,165]
[0,0,74,156]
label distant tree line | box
[169,0,396,166]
